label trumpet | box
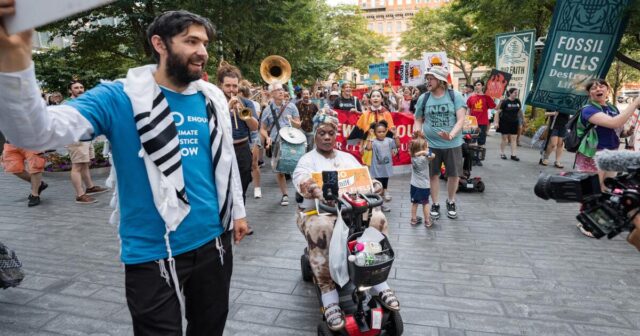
[231,95,253,129]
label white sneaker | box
[280,195,289,206]
[254,187,262,199]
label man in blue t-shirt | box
[0,10,249,336]
[413,66,466,220]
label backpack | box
[419,89,456,117]
[0,242,24,289]
[563,102,615,153]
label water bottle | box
[354,252,367,266]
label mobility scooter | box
[299,172,403,336]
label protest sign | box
[334,109,414,166]
[495,30,535,106]
[387,61,402,87]
[4,0,115,35]
[423,52,449,70]
[311,167,373,196]
[485,69,513,99]
[399,60,426,86]
[368,63,389,81]
[527,0,632,114]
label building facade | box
[360,0,448,61]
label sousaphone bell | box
[260,55,291,85]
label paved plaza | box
[1,133,640,336]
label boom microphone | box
[595,150,640,172]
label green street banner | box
[495,29,535,106]
[527,0,632,114]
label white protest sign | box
[4,0,115,35]
[422,52,450,71]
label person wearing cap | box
[413,66,466,220]
[293,109,400,332]
[260,83,301,206]
[327,90,340,108]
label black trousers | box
[234,141,253,202]
[125,231,233,336]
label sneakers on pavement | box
[28,194,40,207]
[76,194,97,204]
[280,194,289,206]
[384,194,392,202]
[430,203,441,219]
[446,200,458,219]
[85,185,109,195]
[254,187,262,199]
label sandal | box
[539,159,549,166]
[577,223,595,238]
[424,218,433,228]
[410,217,421,226]
[323,303,345,331]
[554,162,564,169]
[500,154,507,160]
[379,289,400,311]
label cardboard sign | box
[4,0,115,35]
[399,60,426,86]
[387,61,402,87]
[368,63,389,81]
[311,167,373,196]
[485,69,513,99]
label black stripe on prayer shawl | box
[134,112,151,123]
[177,187,188,204]
[152,92,165,109]
[138,105,172,136]
[141,123,179,155]
[154,145,181,167]
[164,159,182,177]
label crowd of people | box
[2,6,640,336]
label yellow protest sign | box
[311,167,373,196]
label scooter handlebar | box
[361,193,384,208]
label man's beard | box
[166,46,206,87]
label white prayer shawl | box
[120,65,245,320]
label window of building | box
[387,22,392,32]
[377,22,383,33]
[368,23,374,31]
[396,21,402,32]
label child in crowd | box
[364,120,400,212]
[410,137,434,227]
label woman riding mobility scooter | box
[293,110,403,335]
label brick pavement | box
[1,132,640,336]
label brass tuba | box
[260,55,291,85]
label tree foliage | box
[34,0,384,92]
[399,5,483,83]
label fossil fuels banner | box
[495,29,535,106]
[526,0,632,114]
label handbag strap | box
[268,103,286,136]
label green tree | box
[33,0,386,91]
[399,5,483,83]
[325,5,388,77]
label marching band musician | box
[217,63,259,208]
[261,83,301,206]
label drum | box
[274,127,307,174]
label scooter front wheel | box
[384,310,403,335]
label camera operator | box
[575,80,640,237]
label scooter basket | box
[346,231,395,288]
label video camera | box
[534,150,640,239]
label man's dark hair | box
[465,84,474,90]
[474,80,484,87]
[146,10,216,63]
[507,87,518,95]
[216,62,242,84]
[68,80,83,90]
[416,84,427,94]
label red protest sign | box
[387,61,402,87]
[334,109,414,166]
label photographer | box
[575,80,640,237]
